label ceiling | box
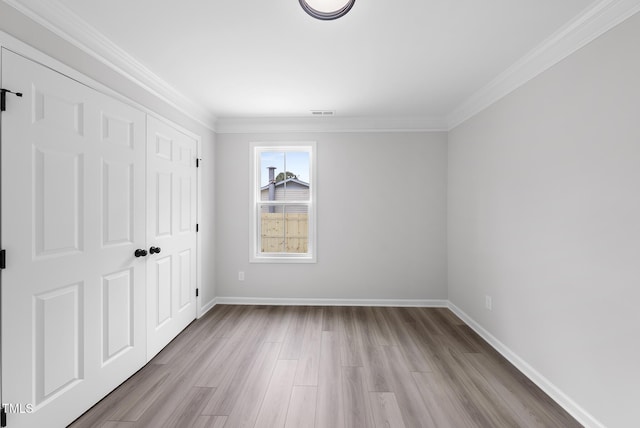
[10,0,602,126]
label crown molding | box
[6,0,638,134]
[447,0,640,130]
[216,116,448,134]
[3,0,218,131]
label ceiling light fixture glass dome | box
[299,0,356,20]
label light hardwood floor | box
[69,305,582,427]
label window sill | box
[250,255,316,264]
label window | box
[250,142,316,263]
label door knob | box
[134,249,147,257]
[149,246,161,255]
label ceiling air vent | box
[310,110,335,116]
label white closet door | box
[146,116,198,360]
[1,49,147,428]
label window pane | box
[284,151,310,201]
[260,152,284,201]
[260,205,284,253]
[259,204,309,254]
[284,205,308,254]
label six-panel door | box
[146,116,198,361]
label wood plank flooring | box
[69,305,582,428]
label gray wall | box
[448,12,640,428]
[216,131,448,301]
[0,4,218,309]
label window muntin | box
[251,143,316,262]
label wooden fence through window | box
[261,213,308,253]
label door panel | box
[155,255,173,326]
[101,113,134,148]
[179,176,192,232]
[34,282,83,404]
[102,161,134,246]
[102,268,134,362]
[156,171,173,237]
[1,49,146,428]
[146,116,197,360]
[178,249,192,309]
[32,88,84,135]
[34,148,84,256]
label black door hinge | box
[196,158,201,168]
[0,249,6,270]
[1,405,7,427]
[1,88,23,112]
[196,288,199,297]
[196,223,199,232]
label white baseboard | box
[197,297,217,318]
[447,302,605,428]
[215,296,448,307]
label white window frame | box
[250,141,317,263]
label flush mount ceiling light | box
[299,0,356,20]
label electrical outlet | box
[485,295,492,311]
[238,271,245,281]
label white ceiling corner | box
[2,0,218,131]
[4,0,640,133]
[446,0,640,129]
